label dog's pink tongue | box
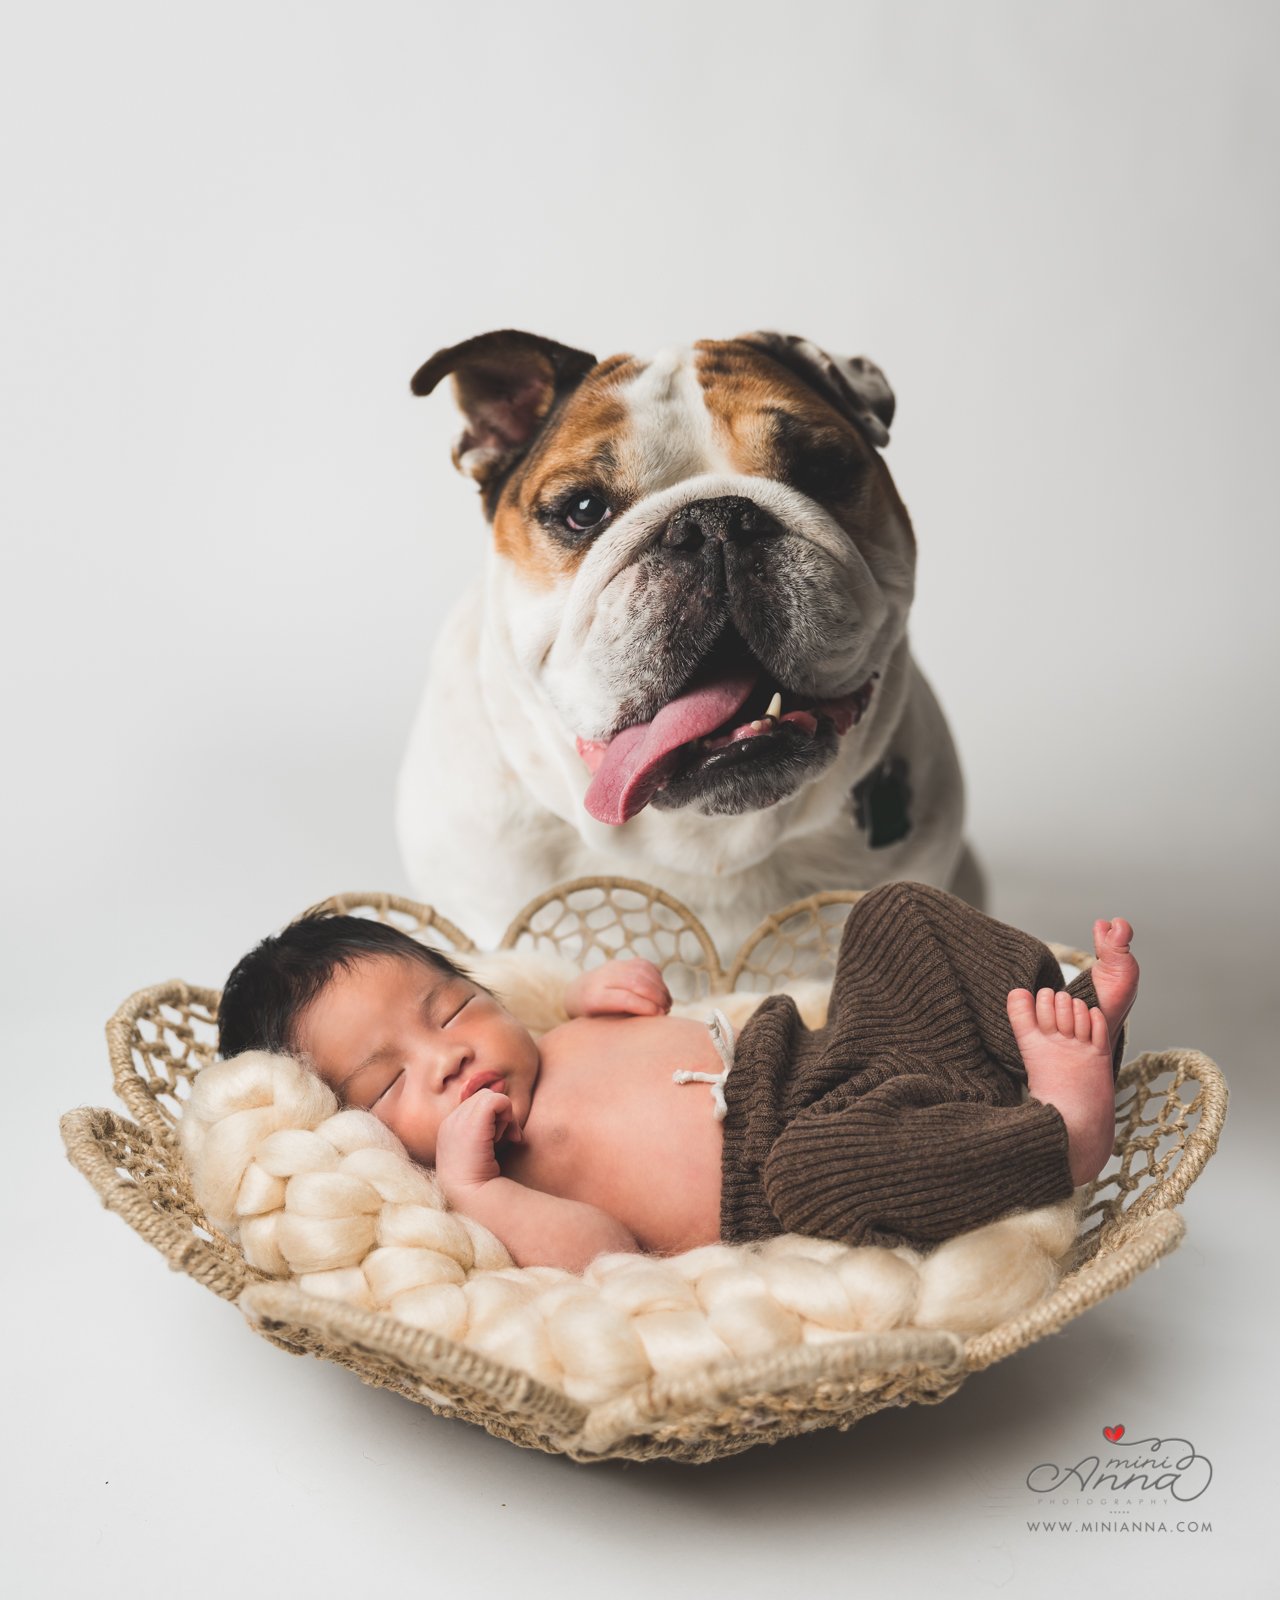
[583,673,757,824]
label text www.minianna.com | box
[1026,1521,1212,1534]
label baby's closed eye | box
[372,1071,403,1107]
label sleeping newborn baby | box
[216,883,1138,1274]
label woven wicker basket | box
[60,877,1226,1464]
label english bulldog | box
[397,329,970,957]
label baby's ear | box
[410,329,598,491]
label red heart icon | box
[1103,1424,1125,1442]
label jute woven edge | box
[105,979,221,1151]
[1110,1047,1228,1218]
[240,1279,591,1433]
[226,1204,1195,1460]
[725,889,866,987]
[235,1277,971,1462]
[302,892,477,954]
[497,874,726,987]
[60,1105,251,1302]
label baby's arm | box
[454,951,672,1031]
[564,958,672,1019]
[436,1088,639,1272]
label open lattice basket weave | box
[61,877,1227,1464]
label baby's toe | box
[1007,988,1036,1031]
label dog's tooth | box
[765,692,782,721]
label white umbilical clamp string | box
[671,1008,736,1120]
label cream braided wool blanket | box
[178,955,1081,1405]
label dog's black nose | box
[661,496,783,552]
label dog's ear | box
[736,332,895,449]
[411,329,599,487]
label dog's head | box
[412,330,915,825]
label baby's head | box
[218,915,539,1163]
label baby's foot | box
[1007,988,1116,1187]
[1088,917,1139,1039]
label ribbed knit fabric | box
[720,882,1111,1250]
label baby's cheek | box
[393,1108,439,1167]
[507,1024,539,1072]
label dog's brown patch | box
[492,357,646,588]
[694,338,915,557]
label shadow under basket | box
[60,878,1227,1464]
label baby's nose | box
[429,1041,472,1092]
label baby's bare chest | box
[501,1015,727,1253]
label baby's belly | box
[501,1015,727,1256]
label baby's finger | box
[639,978,672,1009]
[624,981,665,1009]
[641,971,673,1008]
[628,960,671,1000]
[600,984,661,1014]
[464,1086,513,1133]
[490,1091,522,1143]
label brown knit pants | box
[720,882,1114,1250]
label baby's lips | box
[459,1071,507,1103]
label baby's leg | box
[822,883,1134,1083]
[817,880,1069,1078]
[1007,989,1116,1187]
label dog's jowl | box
[397,329,968,955]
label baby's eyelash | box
[372,1071,402,1107]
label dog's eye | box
[789,447,863,500]
[562,492,612,532]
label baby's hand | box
[435,1088,521,1199]
[564,958,673,1019]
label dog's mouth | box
[577,633,877,825]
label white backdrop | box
[4,3,1275,1594]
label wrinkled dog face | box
[411,331,917,825]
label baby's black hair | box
[217,914,476,1061]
